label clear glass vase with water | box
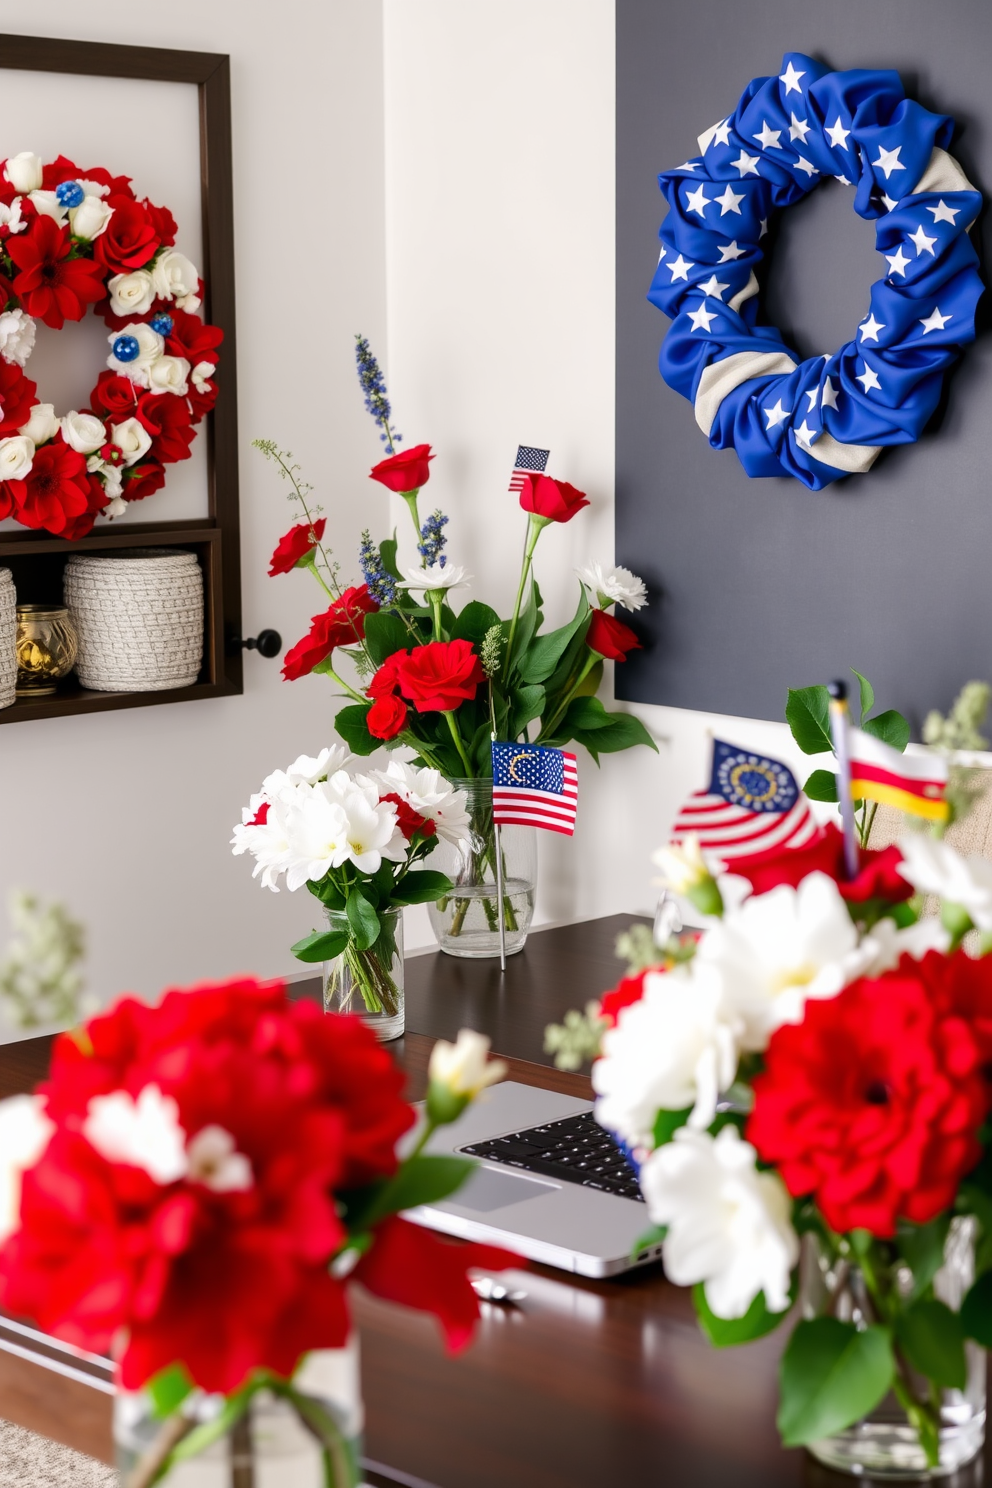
[426,778,536,958]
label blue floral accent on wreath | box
[149,313,174,336]
[56,180,85,209]
[112,335,140,363]
[648,53,985,490]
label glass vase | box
[800,1220,985,1479]
[323,905,404,1041]
[114,1340,363,1488]
[426,778,537,958]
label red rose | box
[381,791,435,840]
[282,586,378,681]
[142,200,177,248]
[123,459,166,503]
[586,607,641,662]
[0,363,38,436]
[518,472,590,524]
[89,371,138,422]
[730,823,913,905]
[7,217,107,330]
[368,651,407,698]
[80,165,135,199]
[93,195,160,273]
[367,694,409,740]
[136,391,195,464]
[187,372,218,423]
[166,308,223,366]
[396,639,485,713]
[59,474,111,541]
[40,155,81,190]
[6,439,92,535]
[369,443,433,493]
[268,518,326,577]
[748,966,988,1237]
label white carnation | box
[191,360,215,394]
[575,561,648,611]
[0,309,35,367]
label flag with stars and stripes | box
[508,445,550,494]
[669,738,817,866]
[492,741,578,835]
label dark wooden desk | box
[0,916,985,1487]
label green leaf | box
[365,1154,477,1223]
[146,1361,194,1420]
[694,1283,793,1349]
[631,1224,667,1261]
[565,696,613,731]
[168,1379,267,1465]
[565,709,657,756]
[785,685,833,755]
[653,1106,692,1146]
[389,869,453,906]
[518,599,589,684]
[290,929,350,963]
[851,668,875,725]
[380,532,401,580]
[862,709,910,753]
[308,877,345,911]
[451,600,502,648]
[895,1300,966,1390]
[509,579,542,667]
[960,1269,992,1346]
[896,1215,951,1301]
[508,683,545,740]
[346,890,380,951]
[777,1318,894,1447]
[803,768,839,803]
[573,657,603,699]
[363,610,409,666]
[334,703,379,756]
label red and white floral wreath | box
[0,150,222,539]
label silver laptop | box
[403,1081,663,1278]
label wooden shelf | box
[1,675,240,725]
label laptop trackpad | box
[454,1166,558,1212]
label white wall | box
[382,0,811,947]
[0,0,391,1009]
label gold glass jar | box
[15,605,78,696]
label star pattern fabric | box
[647,50,984,491]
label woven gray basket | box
[64,550,204,693]
[0,567,15,708]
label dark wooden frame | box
[0,33,241,724]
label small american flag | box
[508,444,550,494]
[492,741,578,836]
[670,738,817,866]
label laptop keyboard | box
[459,1111,644,1202]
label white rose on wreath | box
[19,403,58,446]
[106,322,164,384]
[108,270,156,318]
[147,355,191,396]
[110,417,152,466]
[4,152,42,193]
[151,250,200,306]
[0,436,34,481]
[61,412,107,456]
[27,191,68,226]
[68,195,113,241]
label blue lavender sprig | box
[359,530,398,607]
[354,335,403,448]
[418,509,449,566]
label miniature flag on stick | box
[848,726,949,822]
[827,680,860,880]
[669,737,817,867]
[508,445,550,494]
[492,742,578,835]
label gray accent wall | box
[616,0,991,730]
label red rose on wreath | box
[748,964,988,1237]
[136,391,195,463]
[143,200,177,249]
[39,155,81,190]
[123,460,167,503]
[0,364,37,436]
[89,372,138,422]
[586,608,641,662]
[268,518,326,577]
[369,443,433,493]
[731,823,913,905]
[282,586,378,681]
[396,639,485,713]
[166,308,223,367]
[93,195,160,273]
[2,439,93,535]
[367,694,409,741]
[7,217,106,330]
[518,472,590,524]
[60,474,112,541]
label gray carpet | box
[0,1418,117,1486]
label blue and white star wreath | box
[648,53,985,489]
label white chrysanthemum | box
[370,760,472,846]
[0,1095,54,1243]
[0,308,34,366]
[897,836,992,931]
[400,561,472,595]
[859,914,951,975]
[575,561,648,611]
[640,1126,799,1319]
[230,790,301,891]
[282,780,406,887]
[261,746,351,799]
[695,871,873,1052]
[593,965,741,1144]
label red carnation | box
[89,371,138,422]
[367,694,409,741]
[731,823,913,905]
[381,791,435,841]
[136,391,195,464]
[748,967,989,1237]
[59,473,112,541]
[0,363,38,435]
[396,640,485,713]
[282,586,378,681]
[7,217,107,330]
[5,439,92,536]
[93,195,160,273]
[586,608,641,662]
[918,949,992,1069]
[369,443,433,493]
[518,472,590,524]
[268,518,326,577]
[123,459,166,503]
